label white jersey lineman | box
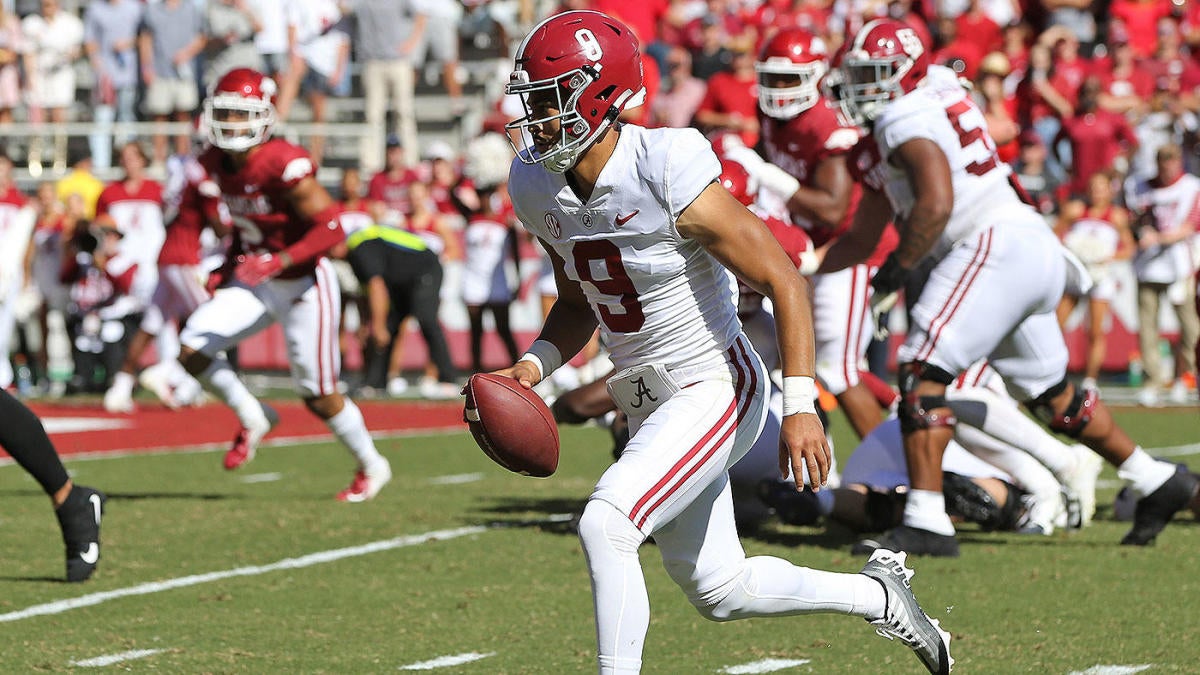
[872,65,1068,400]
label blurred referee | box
[332,223,457,393]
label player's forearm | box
[787,185,848,230]
[280,207,345,268]
[768,273,817,379]
[534,300,599,365]
[893,204,949,268]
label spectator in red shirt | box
[1019,42,1073,181]
[1046,29,1091,113]
[1095,37,1155,115]
[954,0,1003,55]
[366,135,420,228]
[1053,78,1140,198]
[974,52,1020,164]
[1110,0,1175,58]
[933,15,985,80]
[694,46,759,147]
[1143,17,1200,95]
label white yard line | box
[1146,442,1200,458]
[1067,665,1153,675]
[0,426,464,468]
[69,648,166,667]
[720,658,811,673]
[239,472,283,483]
[399,652,496,670]
[0,525,486,623]
[427,473,485,485]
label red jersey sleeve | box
[265,143,317,192]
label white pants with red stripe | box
[141,264,211,335]
[812,264,875,395]
[898,220,1068,401]
[180,258,341,397]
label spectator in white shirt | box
[21,0,84,173]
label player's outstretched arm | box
[677,182,831,490]
[890,138,953,269]
[817,186,894,274]
[491,241,599,389]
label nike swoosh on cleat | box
[79,542,99,565]
[89,493,102,524]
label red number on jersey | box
[572,239,645,333]
[944,99,999,177]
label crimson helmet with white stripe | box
[756,28,830,119]
[204,68,278,153]
[839,19,930,124]
[505,10,646,173]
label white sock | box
[202,358,268,429]
[903,489,956,536]
[110,371,135,397]
[949,387,1076,476]
[326,398,386,470]
[704,556,886,621]
[577,500,648,675]
[1118,447,1176,499]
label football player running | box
[750,27,896,439]
[495,11,951,674]
[821,19,1196,556]
[177,68,392,502]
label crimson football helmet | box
[204,68,278,152]
[838,18,930,124]
[505,10,646,173]
[756,28,829,119]
[718,158,756,206]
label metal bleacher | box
[8,21,513,192]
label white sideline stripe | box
[1145,442,1200,458]
[427,473,485,485]
[42,418,132,434]
[69,648,165,667]
[240,472,283,483]
[1067,665,1153,675]
[0,426,464,467]
[0,525,486,623]
[720,658,811,673]
[399,652,496,670]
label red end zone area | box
[1,400,467,460]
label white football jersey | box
[510,125,741,376]
[1126,172,1200,284]
[873,66,1040,254]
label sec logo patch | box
[545,212,562,238]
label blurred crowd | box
[1,0,1199,407]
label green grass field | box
[2,405,1198,673]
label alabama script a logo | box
[630,376,658,409]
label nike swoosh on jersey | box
[615,210,639,226]
[79,542,99,565]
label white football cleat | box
[102,386,135,414]
[337,460,392,502]
[138,363,180,410]
[860,549,954,674]
[1062,445,1103,527]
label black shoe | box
[853,525,960,558]
[943,472,1026,531]
[756,478,822,526]
[1121,471,1198,546]
[56,485,106,582]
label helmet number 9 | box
[575,29,603,61]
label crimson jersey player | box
[753,27,897,439]
[178,68,392,502]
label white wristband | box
[781,376,818,416]
[519,339,562,380]
[797,250,820,276]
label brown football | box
[463,373,559,477]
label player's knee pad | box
[896,362,958,433]
[577,499,644,562]
[1027,379,1097,438]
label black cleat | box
[56,485,106,582]
[853,524,960,558]
[756,478,822,526]
[1121,470,1198,546]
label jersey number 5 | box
[572,239,645,333]
[944,99,999,176]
